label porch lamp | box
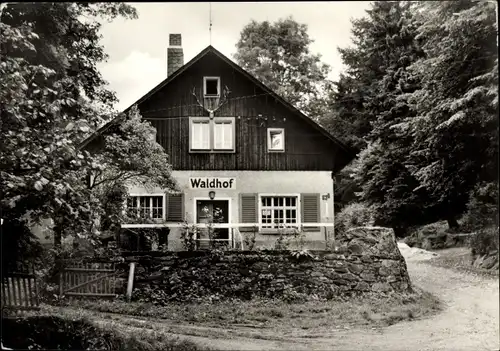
[208,191,216,200]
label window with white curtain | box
[191,120,210,150]
[189,117,235,152]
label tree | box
[0,3,175,263]
[85,106,178,240]
[234,16,332,119]
[330,1,427,234]
[402,0,498,229]
[320,74,369,150]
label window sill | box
[189,150,236,154]
[267,149,285,153]
[259,229,300,235]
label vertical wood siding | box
[138,52,345,171]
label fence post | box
[59,260,63,297]
[126,262,136,302]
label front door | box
[196,200,229,249]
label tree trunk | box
[53,216,63,249]
[447,217,460,230]
[393,226,409,238]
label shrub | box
[1,315,208,351]
[243,231,257,250]
[335,202,375,236]
[469,226,499,257]
[461,181,498,232]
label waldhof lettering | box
[190,178,235,189]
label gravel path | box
[93,247,499,351]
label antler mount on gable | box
[191,85,231,118]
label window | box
[191,120,210,150]
[260,195,299,230]
[214,120,233,150]
[189,117,235,152]
[267,128,285,152]
[126,195,164,220]
[203,77,220,97]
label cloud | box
[99,51,166,111]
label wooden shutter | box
[301,193,320,232]
[239,193,258,232]
[166,193,184,222]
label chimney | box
[167,34,184,77]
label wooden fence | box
[2,271,40,310]
[59,261,117,298]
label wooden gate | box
[60,261,117,297]
[2,270,40,310]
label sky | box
[97,2,372,111]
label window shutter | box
[166,193,184,222]
[301,193,320,232]
[240,193,258,232]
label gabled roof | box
[80,45,357,160]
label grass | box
[62,289,442,334]
[424,247,499,278]
[3,308,211,351]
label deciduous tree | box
[234,16,331,119]
[0,3,176,261]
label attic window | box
[267,128,285,152]
[203,77,220,97]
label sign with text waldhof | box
[189,177,236,189]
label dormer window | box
[203,77,220,97]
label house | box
[82,34,357,251]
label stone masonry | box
[120,227,412,301]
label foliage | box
[234,16,332,119]
[1,219,44,274]
[335,202,375,236]
[243,231,257,251]
[330,0,497,236]
[180,221,197,251]
[469,226,499,257]
[87,106,177,193]
[87,107,178,245]
[326,1,423,149]
[460,182,498,232]
[319,75,369,150]
[336,1,428,234]
[180,207,230,251]
[273,226,306,250]
[402,0,498,228]
[1,315,207,351]
[95,181,128,242]
[0,2,138,261]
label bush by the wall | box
[335,202,375,236]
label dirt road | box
[94,248,499,351]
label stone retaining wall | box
[121,227,412,302]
